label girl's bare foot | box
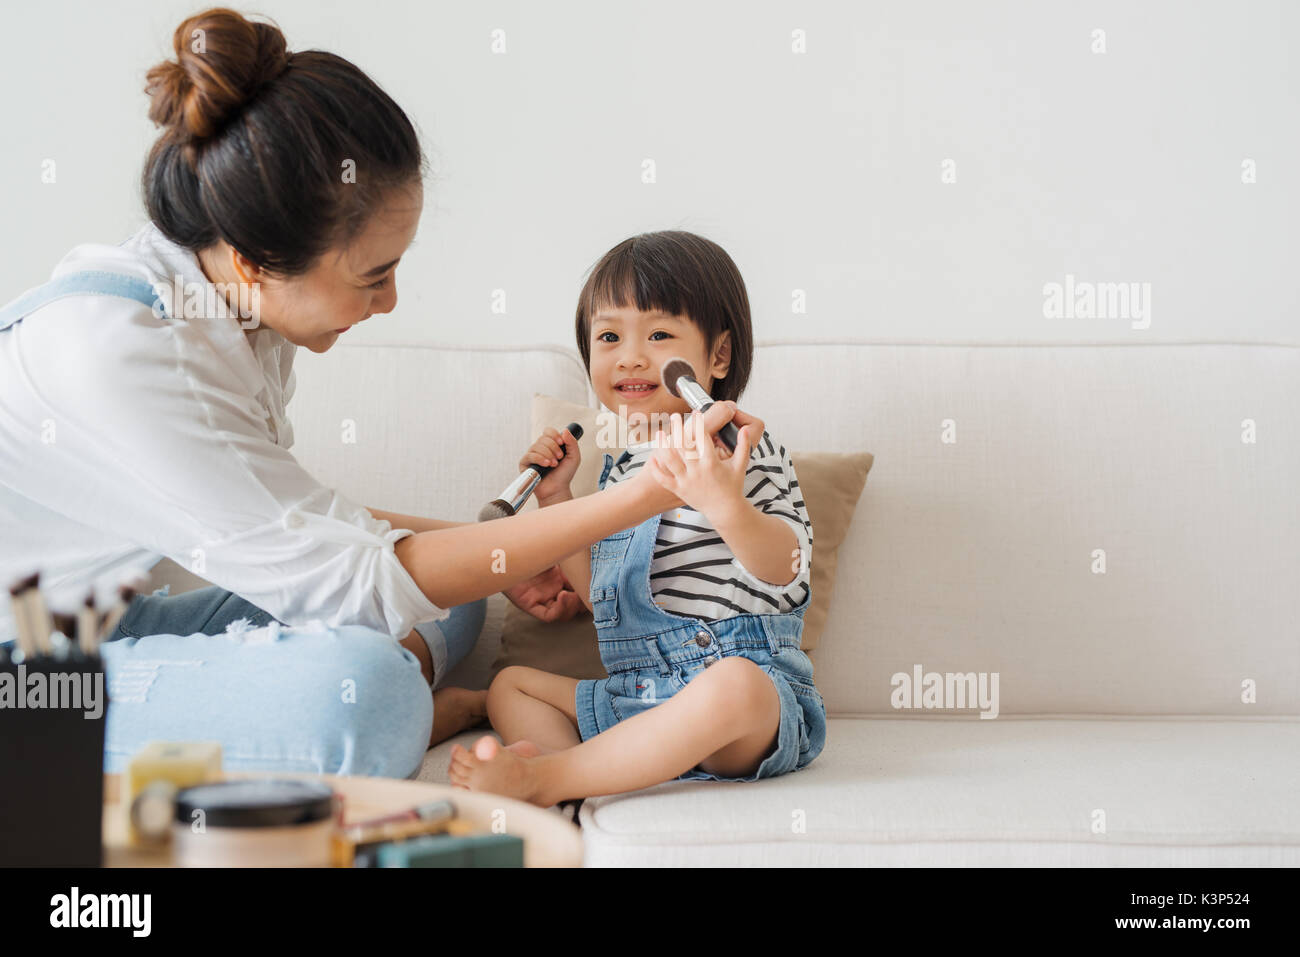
[446,738,540,777]
[430,687,488,747]
[447,735,554,806]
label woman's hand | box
[628,400,763,515]
[502,564,584,622]
[520,426,581,504]
[645,411,751,521]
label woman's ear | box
[228,245,262,286]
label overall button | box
[694,631,712,647]
[703,655,719,667]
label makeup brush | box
[77,590,99,656]
[478,422,584,522]
[660,358,741,452]
[95,577,148,647]
[7,573,40,659]
[24,572,55,655]
[51,613,77,641]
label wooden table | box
[103,771,584,868]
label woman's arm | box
[395,472,670,608]
[367,508,465,534]
[395,400,760,610]
[535,489,594,610]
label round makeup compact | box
[172,779,338,867]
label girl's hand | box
[520,426,581,503]
[644,411,750,521]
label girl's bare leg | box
[448,657,781,807]
[484,666,582,753]
[445,667,582,780]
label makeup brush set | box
[0,571,147,866]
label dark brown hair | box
[574,231,754,402]
[142,7,426,276]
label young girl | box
[449,231,826,806]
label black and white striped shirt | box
[604,430,813,621]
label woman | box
[0,8,759,779]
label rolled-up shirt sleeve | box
[3,300,446,638]
[190,482,449,637]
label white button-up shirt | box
[0,222,446,642]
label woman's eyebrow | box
[361,257,401,278]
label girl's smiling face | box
[589,305,732,442]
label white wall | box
[2,0,1295,345]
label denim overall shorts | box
[573,451,829,782]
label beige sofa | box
[157,338,1300,866]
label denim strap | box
[0,270,165,331]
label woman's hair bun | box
[142,7,425,276]
[145,7,290,155]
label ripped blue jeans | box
[97,586,486,779]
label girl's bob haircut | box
[574,231,753,402]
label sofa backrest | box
[288,339,1300,717]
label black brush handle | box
[696,401,741,452]
[530,422,584,477]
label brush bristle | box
[9,572,39,595]
[477,500,515,522]
[661,358,695,397]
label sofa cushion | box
[742,341,1300,716]
[417,718,1300,865]
[570,717,1300,866]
